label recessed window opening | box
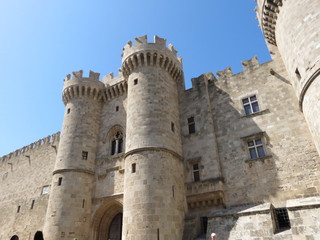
[82,151,88,160]
[157,228,160,240]
[172,186,175,198]
[17,205,21,213]
[34,231,44,240]
[31,200,35,209]
[67,108,71,114]
[171,122,175,132]
[188,117,196,134]
[10,235,19,240]
[134,79,138,85]
[82,199,85,208]
[248,139,266,159]
[242,95,260,115]
[116,106,119,112]
[111,131,124,155]
[193,164,200,182]
[132,163,136,173]
[295,68,301,81]
[41,185,50,195]
[58,177,62,186]
[273,208,291,233]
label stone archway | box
[91,198,123,240]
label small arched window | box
[10,236,19,240]
[34,231,44,240]
[111,131,123,155]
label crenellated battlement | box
[256,0,283,46]
[0,132,60,162]
[121,35,183,81]
[62,70,106,105]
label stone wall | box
[0,135,58,239]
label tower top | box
[122,35,182,64]
[121,35,183,81]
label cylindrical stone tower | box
[121,35,186,240]
[43,70,105,240]
[256,0,320,153]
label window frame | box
[241,132,269,161]
[187,116,196,134]
[111,131,124,156]
[271,206,291,233]
[247,138,266,159]
[242,95,260,115]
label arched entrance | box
[91,199,123,240]
[10,236,19,240]
[108,213,122,240]
[34,231,44,240]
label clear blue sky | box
[0,0,270,157]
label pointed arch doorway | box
[108,213,122,240]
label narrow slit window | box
[31,200,35,210]
[67,108,71,114]
[17,206,21,213]
[188,117,196,134]
[58,177,62,186]
[171,122,175,132]
[82,151,88,160]
[82,199,85,208]
[134,79,138,85]
[116,106,119,112]
[172,186,175,198]
[193,164,200,182]
[132,163,136,173]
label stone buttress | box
[121,35,187,240]
[43,71,105,240]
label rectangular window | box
[247,138,266,159]
[82,151,88,160]
[134,79,138,85]
[132,163,136,173]
[193,164,200,182]
[171,122,175,132]
[242,95,260,115]
[273,208,291,233]
[188,117,196,134]
[58,177,62,186]
[17,205,21,213]
[118,138,123,153]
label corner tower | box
[121,35,186,239]
[256,0,320,153]
[43,71,105,240]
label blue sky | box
[0,0,270,156]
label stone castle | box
[1,0,320,239]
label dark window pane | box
[250,96,257,101]
[193,171,200,182]
[188,117,194,123]
[249,148,257,159]
[248,141,254,147]
[111,140,116,155]
[244,105,252,115]
[252,102,260,112]
[257,146,266,157]
[255,139,262,145]
[193,164,199,170]
[118,138,123,153]
[188,123,195,134]
[242,98,249,104]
